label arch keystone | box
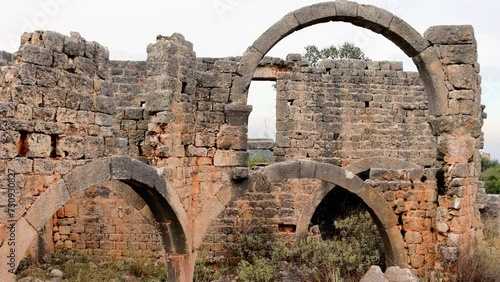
[299,159,317,178]
[334,0,359,18]
[293,2,337,27]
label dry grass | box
[16,251,167,282]
[454,218,500,282]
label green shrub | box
[481,165,500,194]
[195,211,383,281]
[193,253,220,282]
[237,257,277,282]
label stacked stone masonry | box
[0,1,491,281]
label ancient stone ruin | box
[0,1,489,281]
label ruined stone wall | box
[0,17,487,281]
[424,26,484,267]
[53,183,164,261]
[275,59,436,167]
[0,30,113,225]
[109,60,147,107]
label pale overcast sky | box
[0,0,498,159]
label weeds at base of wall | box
[452,218,500,282]
[194,211,384,282]
[15,250,168,282]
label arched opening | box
[0,157,192,282]
[263,160,408,268]
[310,186,387,272]
[231,1,448,118]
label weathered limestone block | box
[424,25,475,45]
[449,90,475,101]
[42,31,65,52]
[43,88,66,107]
[334,0,359,18]
[293,2,337,26]
[74,56,96,74]
[56,108,78,123]
[213,150,248,167]
[224,104,252,125]
[105,138,128,155]
[145,92,171,113]
[232,167,248,180]
[21,44,53,67]
[429,116,482,138]
[58,72,93,93]
[14,104,31,120]
[26,133,51,158]
[194,132,216,148]
[34,159,55,175]
[252,12,299,54]
[19,63,36,85]
[438,45,477,65]
[450,163,471,178]
[94,113,113,126]
[357,4,393,33]
[0,50,14,66]
[217,125,247,150]
[93,95,116,115]
[438,135,475,162]
[63,35,85,57]
[7,157,33,173]
[0,131,20,158]
[446,64,477,90]
[385,16,430,57]
[124,108,144,120]
[84,137,105,158]
[58,136,84,159]
[35,65,59,87]
[214,59,238,73]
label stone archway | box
[230,0,448,117]
[297,157,423,236]
[261,159,408,268]
[0,156,192,282]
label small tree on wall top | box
[304,42,369,66]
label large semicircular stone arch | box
[0,156,191,282]
[231,0,448,116]
[262,159,408,268]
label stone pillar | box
[424,25,483,272]
[167,254,195,282]
[143,33,198,202]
